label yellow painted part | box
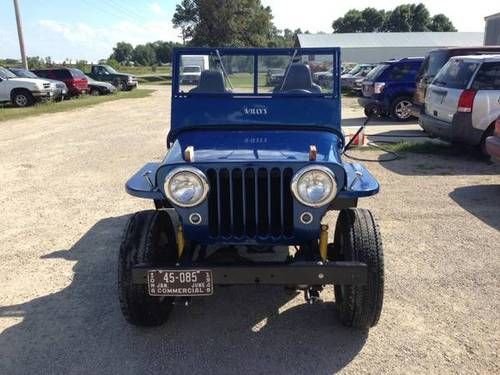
[319,224,329,261]
[177,225,185,258]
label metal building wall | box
[341,47,434,63]
[484,16,500,45]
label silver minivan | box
[419,54,500,153]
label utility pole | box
[13,0,28,69]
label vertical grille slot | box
[257,168,269,236]
[207,167,294,239]
[232,169,244,237]
[244,169,256,237]
[270,168,282,236]
[282,168,294,237]
[219,169,231,236]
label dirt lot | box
[0,86,499,374]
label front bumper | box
[132,262,368,286]
[31,90,55,101]
[358,97,386,113]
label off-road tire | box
[118,210,177,326]
[11,89,34,108]
[332,208,384,329]
[390,96,413,121]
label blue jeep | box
[358,57,424,121]
[120,48,384,329]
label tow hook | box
[304,288,322,304]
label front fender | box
[125,163,163,200]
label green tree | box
[172,0,274,47]
[172,0,198,44]
[332,3,456,33]
[27,56,44,68]
[105,58,120,70]
[110,42,134,64]
[429,14,457,32]
[75,59,88,71]
[132,44,156,66]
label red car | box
[31,68,88,96]
[485,117,500,162]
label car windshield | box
[433,59,479,89]
[183,66,201,73]
[103,65,117,74]
[177,49,337,95]
[0,67,17,79]
[365,64,388,81]
[347,64,367,76]
[10,68,38,78]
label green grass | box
[0,89,154,123]
[119,65,171,76]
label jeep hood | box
[165,129,343,164]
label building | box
[296,32,485,63]
[484,13,500,45]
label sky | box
[0,0,497,62]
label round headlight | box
[291,166,337,207]
[164,167,209,207]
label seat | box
[189,70,228,93]
[276,64,322,93]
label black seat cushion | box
[189,70,228,93]
[277,64,322,93]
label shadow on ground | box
[449,185,500,230]
[0,216,367,374]
[342,116,419,128]
[374,147,500,176]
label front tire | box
[118,210,178,326]
[90,88,100,96]
[11,89,34,107]
[331,208,384,329]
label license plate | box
[147,269,213,296]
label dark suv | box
[412,46,500,117]
[358,57,423,121]
[31,68,88,96]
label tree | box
[332,3,456,33]
[132,44,156,66]
[172,0,274,47]
[172,0,198,44]
[110,42,134,64]
[429,14,457,32]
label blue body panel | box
[125,47,380,245]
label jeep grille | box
[207,167,294,239]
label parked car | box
[7,67,68,100]
[419,55,500,154]
[32,68,88,97]
[266,68,285,86]
[341,64,376,89]
[85,75,116,96]
[358,57,423,121]
[120,47,384,330]
[313,68,332,85]
[485,116,500,162]
[86,65,137,91]
[413,46,500,117]
[0,66,55,107]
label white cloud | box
[34,19,180,62]
[149,2,163,15]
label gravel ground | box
[0,86,499,374]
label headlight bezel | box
[290,165,338,208]
[164,167,209,208]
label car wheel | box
[115,80,125,91]
[479,123,495,157]
[118,210,178,326]
[330,208,384,329]
[11,89,34,108]
[390,96,413,121]
[90,89,100,96]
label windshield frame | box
[173,47,340,98]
